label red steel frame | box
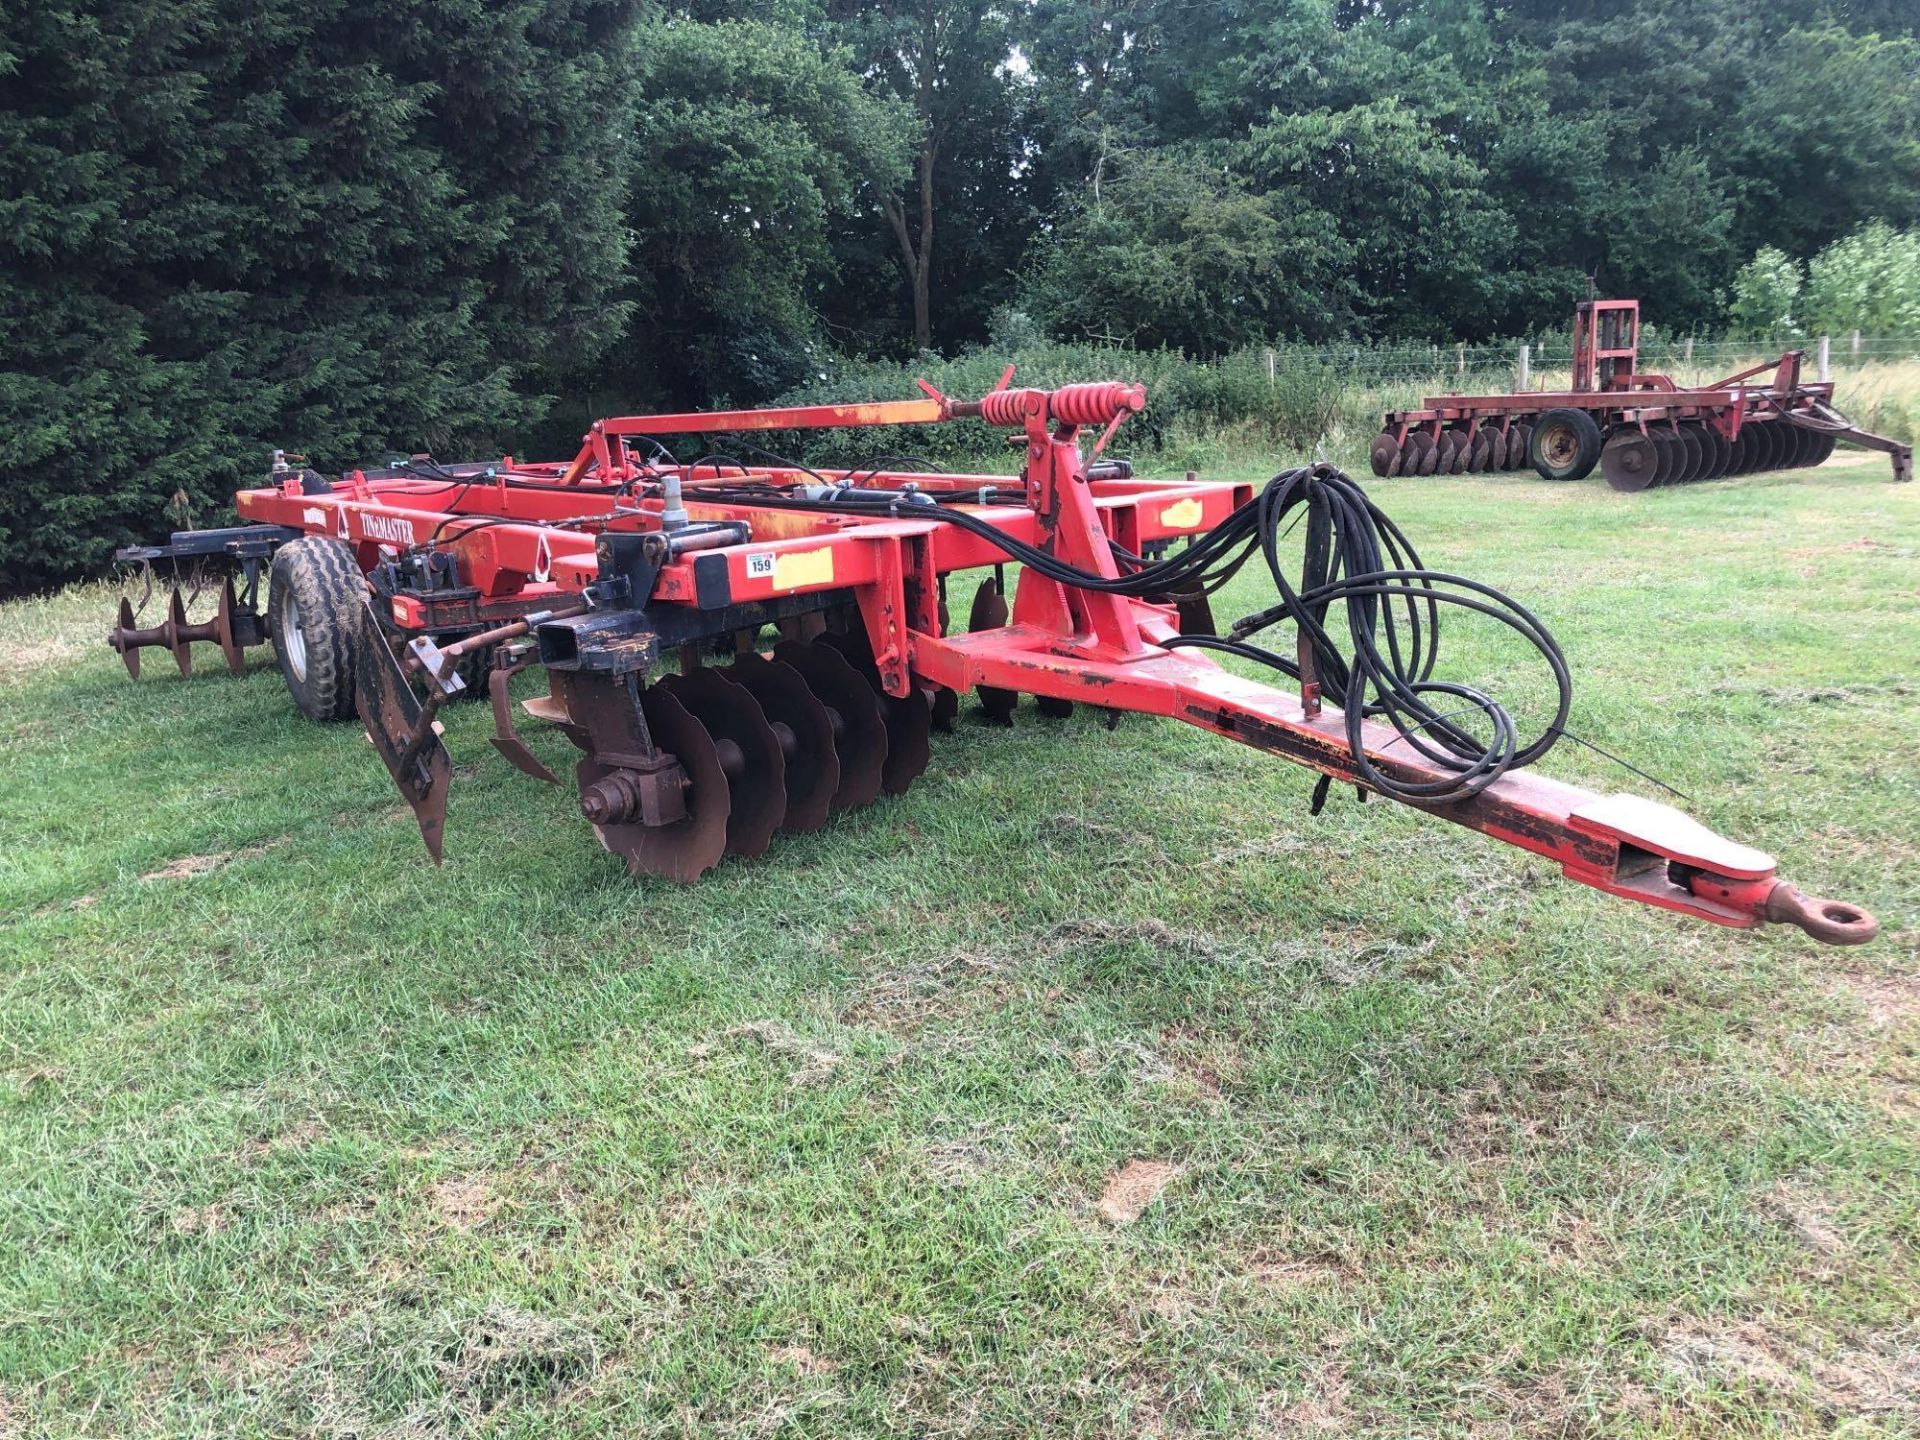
[229,378,1874,943]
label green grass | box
[2,452,1917,1438]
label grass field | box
[2,452,1917,1438]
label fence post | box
[1516,343,1530,391]
[1264,347,1275,384]
[1456,342,1466,376]
[1818,334,1830,381]
[1683,335,1693,368]
[1852,330,1862,357]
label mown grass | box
[1,452,1916,1438]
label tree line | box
[3,0,1917,592]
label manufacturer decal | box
[360,513,415,545]
[771,548,834,590]
[1158,498,1204,530]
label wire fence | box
[1260,334,1920,394]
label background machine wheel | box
[1529,408,1603,481]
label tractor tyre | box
[1529,407,1603,481]
[269,536,365,722]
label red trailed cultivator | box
[1371,298,1913,489]
[108,374,1877,945]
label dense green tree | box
[1726,25,1920,262]
[1802,223,1920,336]
[1728,248,1806,339]
[0,0,645,595]
[602,17,912,408]
[10,0,1920,592]
[1021,148,1335,350]
[822,0,1027,352]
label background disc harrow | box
[1379,411,1845,492]
[1371,422,1531,478]
[1601,419,1835,491]
[108,577,260,680]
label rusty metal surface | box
[354,601,452,863]
[109,582,263,679]
[488,648,560,785]
[772,639,886,812]
[658,666,786,858]
[724,652,839,832]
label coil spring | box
[975,383,1146,429]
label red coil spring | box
[976,388,1048,427]
[973,382,1147,428]
[1048,382,1146,426]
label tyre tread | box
[270,537,364,722]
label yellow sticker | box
[1159,497,1205,530]
[771,546,834,590]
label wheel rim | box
[283,593,308,681]
[1539,420,1579,470]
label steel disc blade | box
[1448,430,1471,474]
[1369,433,1400,478]
[1508,423,1532,470]
[618,686,727,882]
[1434,430,1458,475]
[1806,431,1837,467]
[967,577,1017,722]
[1650,432,1679,487]
[1695,426,1730,481]
[1786,424,1815,468]
[1468,427,1493,472]
[115,596,141,680]
[214,577,245,675]
[1752,422,1779,473]
[817,624,873,669]
[1729,427,1755,475]
[811,631,931,794]
[772,639,886,811]
[876,681,930,796]
[928,685,959,732]
[659,668,786,857]
[726,651,838,832]
[1487,427,1508,471]
[1035,696,1073,718]
[1671,427,1704,484]
[1601,431,1658,492]
[169,589,192,677]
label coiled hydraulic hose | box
[693,462,1572,805]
